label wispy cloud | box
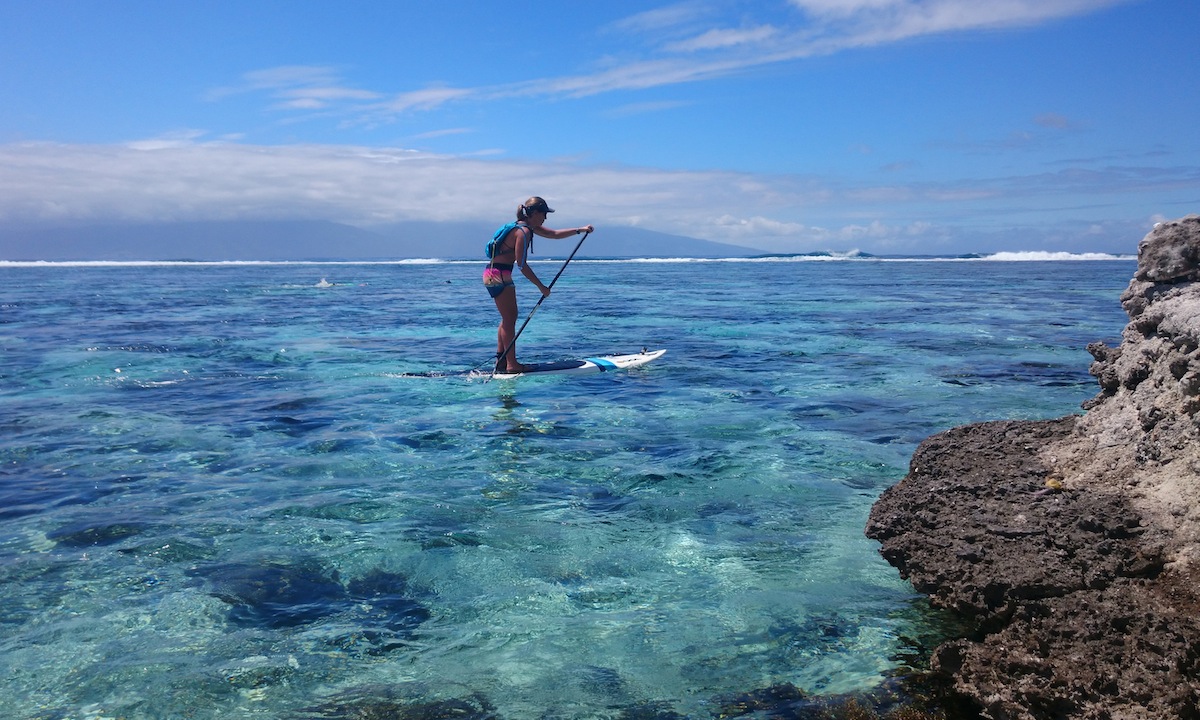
[378,86,476,114]
[207,65,383,111]
[215,1,1133,122]
[1034,112,1084,130]
[933,112,1090,154]
[788,0,1126,35]
[789,0,908,18]
[274,86,381,110]
[608,2,715,35]
[205,65,340,98]
[664,25,780,52]
[604,100,692,118]
[413,127,474,140]
[243,66,340,88]
[125,129,209,150]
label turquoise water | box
[0,259,1132,718]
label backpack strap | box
[521,224,533,260]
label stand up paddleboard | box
[491,349,665,379]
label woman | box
[484,196,594,373]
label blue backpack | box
[486,222,531,259]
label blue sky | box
[1,0,1197,254]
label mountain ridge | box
[0,220,764,261]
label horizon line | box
[0,252,1137,268]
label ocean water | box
[0,257,1133,719]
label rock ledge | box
[867,216,1200,719]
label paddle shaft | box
[495,231,590,371]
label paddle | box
[493,230,590,375]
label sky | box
[0,0,1197,255]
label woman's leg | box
[493,286,525,371]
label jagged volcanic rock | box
[867,215,1200,719]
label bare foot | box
[503,362,529,374]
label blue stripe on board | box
[588,357,618,372]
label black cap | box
[524,196,554,214]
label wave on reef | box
[0,251,1137,267]
[980,251,1134,261]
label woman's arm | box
[532,224,595,240]
[519,262,550,296]
[514,227,550,296]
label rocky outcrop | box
[867,215,1200,719]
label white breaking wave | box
[983,251,1135,261]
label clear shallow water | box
[0,259,1132,718]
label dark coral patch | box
[193,557,351,628]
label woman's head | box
[517,197,554,221]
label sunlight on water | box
[0,259,1132,718]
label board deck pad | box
[491,349,665,379]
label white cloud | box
[378,86,476,113]
[0,141,818,247]
[665,25,780,52]
[0,140,1187,255]
[714,214,808,237]
[521,56,753,98]
[216,2,1134,125]
[790,0,1128,35]
[0,141,705,228]
[413,127,474,140]
[243,65,342,89]
[608,3,713,35]
[276,86,382,110]
[789,0,906,18]
[601,2,1126,89]
[125,130,209,150]
[208,65,383,113]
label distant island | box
[0,220,764,262]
